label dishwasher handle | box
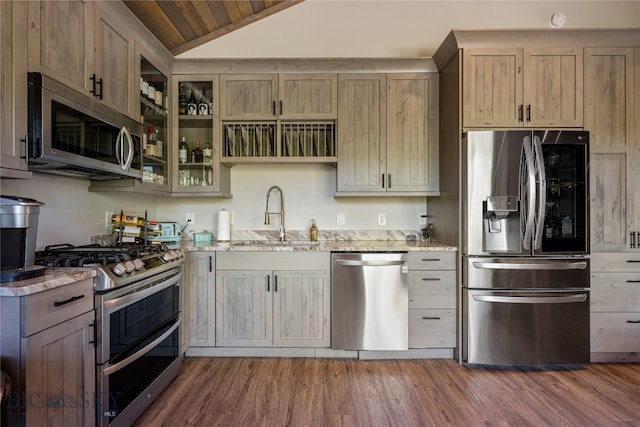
[334,259,406,267]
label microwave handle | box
[115,126,134,170]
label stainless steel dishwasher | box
[331,252,408,350]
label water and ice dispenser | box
[482,196,521,253]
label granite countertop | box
[0,268,96,297]
[183,239,457,252]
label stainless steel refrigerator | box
[462,130,590,366]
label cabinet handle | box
[209,256,213,272]
[627,280,640,283]
[54,294,85,307]
[388,174,392,189]
[421,278,441,281]
[630,231,637,249]
[422,316,441,320]
[89,74,103,99]
[518,105,524,122]
[526,105,531,122]
[381,174,385,189]
[20,135,29,160]
[627,260,640,263]
[274,275,278,292]
[421,258,441,262]
[266,275,270,292]
[89,322,96,348]
[272,100,277,116]
[626,320,640,324]
[279,100,283,115]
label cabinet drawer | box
[591,273,640,312]
[407,252,456,270]
[408,271,456,309]
[591,312,640,352]
[22,279,94,336]
[408,309,456,348]
[592,253,640,272]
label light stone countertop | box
[0,268,96,297]
[183,239,457,252]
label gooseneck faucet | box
[265,185,286,241]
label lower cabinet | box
[187,251,216,348]
[591,252,640,361]
[215,252,330,348]
[407,252,457,349]
[0,279,95,427]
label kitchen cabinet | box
[586,48,640,252]
[171,75,231,197]
[187,252,216,348]
[336,73,439,195]
[407,252,457,349]
[27,0,136,119]
[0,0,31,179]
[590,253,640,362]
[220,74,337,163]
[215,252,330,348]
[0,279,95,426]
[462,48,583,128]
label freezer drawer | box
[331,253,408,350]
[464,289,590,365]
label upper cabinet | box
[462,48,583,128]
[220,73,337,163]
[586,47,640,252]
[336,72,439,196]
[27,0,138,120]
[0,1,31,179]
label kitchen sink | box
[233,241,320,247]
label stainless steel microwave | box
[27,72,143,180]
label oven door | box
[96,270,181,426]
[463,289,590,366]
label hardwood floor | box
[134,358,640,426]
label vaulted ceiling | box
[123,0,304,56]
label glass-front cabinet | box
[171,75,231,196]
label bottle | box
[191,140,203,163]
[198,86,209,115]
[179,137,188,164]
[187,87,197,115]
[309,219,318,242]
[178,83,187,115]
[562,216,573,237]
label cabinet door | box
[0,1,30,178]
[188,252,216,348]
[93,3,135,118]
[523,48,583,127]
[24,311,95,427]
[337,74,387,192]
[215,270,272,346]
[27,0,94,96]
[220,74,278,119]
[279,74,337,120]
[273,270,330,347]
[586,48,636,251]
[386,73,439,192]
[462,48,523,128]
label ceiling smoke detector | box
[550,13,567,28]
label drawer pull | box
[626,320,640,324]
[422,316,441,320]
[54,295,85,307]
[627,260,640,263]
[627,280,640,283]
[422,278,441,281]
[421,258,441,262]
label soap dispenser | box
[309,219,318,242]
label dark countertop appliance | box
[0,195,46,282]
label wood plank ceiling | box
[123,0,304,56]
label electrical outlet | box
[420,214,427,225]
[105,211,113,228]
[378,213,386,226]
[186,212,195,227]
[337,213,346,225]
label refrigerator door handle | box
[472,294,588,304]
[521,136,536,250]
[533,135,546,250]
[472,261,588,270]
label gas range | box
[35,243,184,292]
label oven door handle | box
[472,294,588,304]
[104,271,181,312]
[103,316,180,377]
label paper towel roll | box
[217,209,232,241]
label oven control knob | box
[174,249,184,259]
[124,260,136,273]
[162,252,174,262]
[113,262,127,276]
[133,258,145,270]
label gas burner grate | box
[34,243,169,269]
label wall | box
[4,0,638,249]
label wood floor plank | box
[133,358,640,427]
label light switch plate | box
[337,213,345,225]
[186,212,195,227]
[378,213,386,225]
